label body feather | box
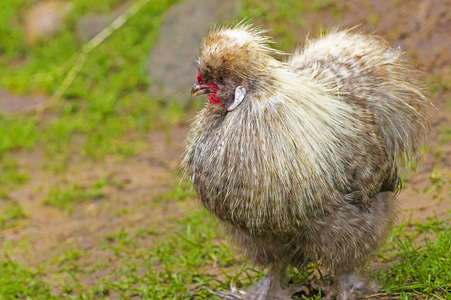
[183,27,430,232]
[182,24,430,297]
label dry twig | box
[36,0,152,117]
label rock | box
[147,0,242,105]
[24,0,72,46]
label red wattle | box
[196,72,221,104]
[206,84,220,104]
[209,92,221,104]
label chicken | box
[182,23,430,299]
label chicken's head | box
[191,23,280,112]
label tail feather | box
[288,30,431,165]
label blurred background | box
[0,0,450,299]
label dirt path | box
[1,125,188,263]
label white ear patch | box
[227,85,246,111]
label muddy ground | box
[0,0,450,295]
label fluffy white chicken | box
[183,23,430,299]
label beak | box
[191,82,208,97]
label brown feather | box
[182,23,431,299]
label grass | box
[0,154,30,187]
[1,205,451,299]
[0,0,183,230]
[240,0,308,49]
[240,0,341,50]
[0,254,57,300]
[99,210,238,299]
[0,191,27,230]
[0,0,184,168]
[372,218,451,299]
[43,180,108,211]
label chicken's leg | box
[215,264,304,300]
[334,271,376,300]
[244,263,300,300]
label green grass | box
[97,210,238,299]
[0,0,184,169]
[1,208,451,299]
[0,191,27,230]
[240,0,308,50]
[0,154,30,188]
[43,180,108,211]
[0,0,184,237]
[0,254,57,300]
[372,218,451,299]
[240,0,341,50]
[421,164,450,202]
[43,178,129,211]
[3,176,451,299]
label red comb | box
[197,72,203,83]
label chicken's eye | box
[215,76,225,88]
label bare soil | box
[0,0,450,293]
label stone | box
[147,0,242,105]
[24,0,72,46]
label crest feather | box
[199,23,282,78]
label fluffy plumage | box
[182,23,430,299]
